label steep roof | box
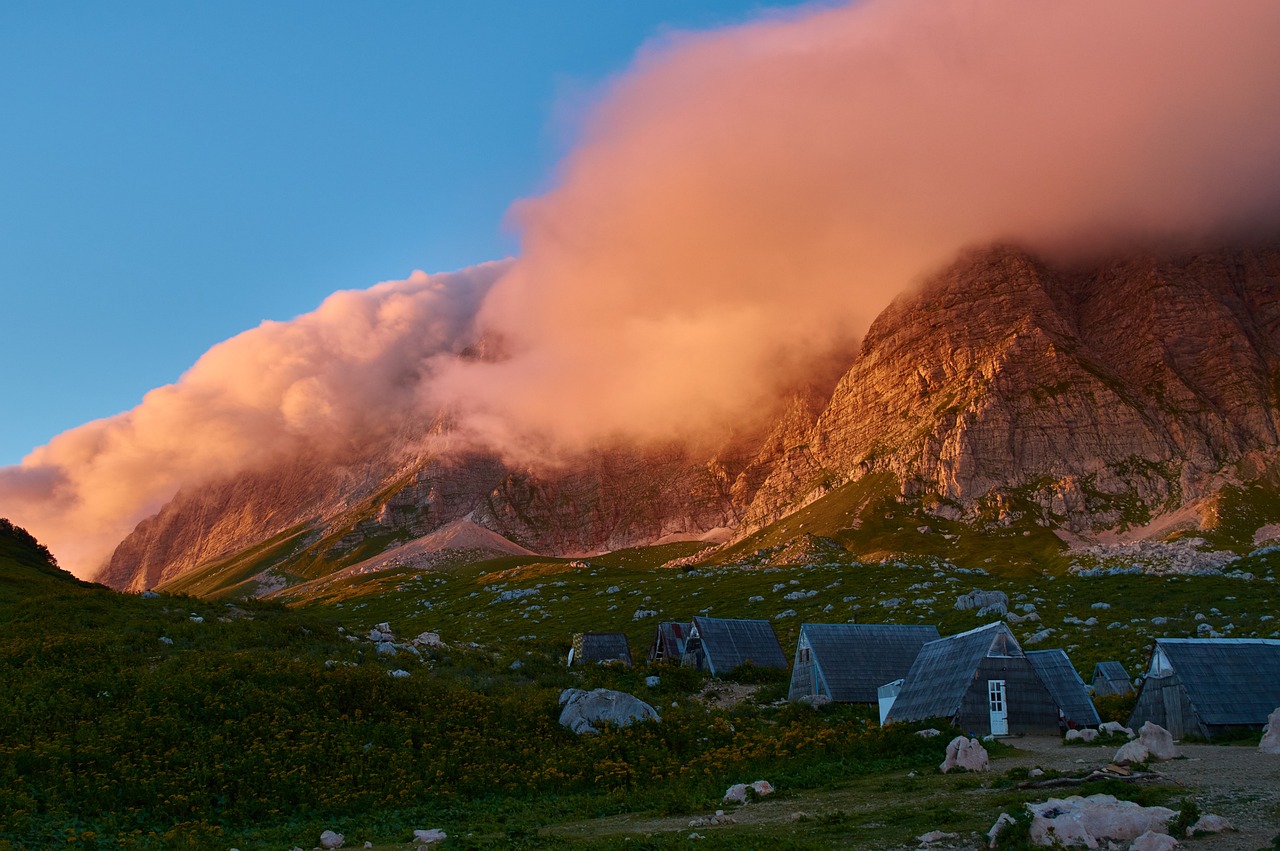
[799,623,941,703]
[649,622,689,661]
[1027,649,1101,727]
[690,616,787,675]
[1092,661,1133,693]
[1152,638,1280,726]
[886,622,1020,723]
[572,632,632,666]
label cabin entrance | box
[988,679,1008,735]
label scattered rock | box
[158,636,173,645]
[376,642,397,657]
[916,728,941,738]
[140,589,160,599]
[558,688,660,735]
[1079,729,1098,743]
[917,830,959,844]
[1113,740,1150,765]
[1136,722,1179,761]
[412,828,447,845]
[955,589,1009,616]
[1099,721,1135,738]
[722,781,773,803]
[388,669,410,679]
[189,615,204,624]
[645,675,660,687]
[1065,729,1083,742]
[319,830,344,849]
[1186,814,1233,836]
[689,810,736,827]
[939,736,989,773]
[1130,830,1179,850]
[1260,706,1280,754]
[1029,768,1045,778]
[987,812,1016,848]
[413,631,446,648]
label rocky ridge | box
[101,241,1280,591]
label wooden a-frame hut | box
[788,622,940,704]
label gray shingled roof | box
[1092,661,1132,692]
[651,622,689,660]
[886,622,1019,723]
[691,616,787,675]
[573,632,632,666]
[800,623,940,703]
[1154,638,1280,726]
[1027,649,1101,727]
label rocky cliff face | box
[101,241,1280,590]
[740,243,1280,532]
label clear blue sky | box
[0,1,811,466]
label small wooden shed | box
[568,632,632,667]
[1128,638,1280,739]
[647,621,690,664]
[681,615,788,677]
[1091,661,1135,697]
[884,622,1062,736]
[788,622,940,704]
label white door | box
[988,679,1009,736]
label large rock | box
[1136,722,1179,761]
[1260,706,1280,755]
[940,736,989,773]
[1027,794,1175,847]
[1113,741,1150,765]
[558,688,660,735]
[956,589,1009,614]
[319,830,344,849]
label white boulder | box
[940,736,989,773]
[1113,741,1150,765]
[916,728,941,738]
[1079,728,1098,743]
[1186,814,1233,836]
[1260,706,1280,754]
[750,780,774,797]
[412,828,447,844]
[987,812,1016,848]
[723,783,748,804]
[558,688,660,735]
[917,830,959,844]
[1065,729,1083,742]
[1026,794,1174,847]
[1099,721,1135,738]
[1136,722,1179,761]
[1130,831,1178,850]
[414,631,446,648]
[319,830,344,849]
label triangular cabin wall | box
[956,656,1061,736]
[788,631,821,702]
[1128,672,1203,739]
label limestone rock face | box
[746,244,1280,532]
[97,242,1280,592]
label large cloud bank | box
[8,0,1280,577]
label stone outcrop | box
[97,241,1280,592]
[557,688,660,735]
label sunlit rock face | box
[749,242,1280,531]
[101,241,1280,591]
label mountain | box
[100,241,1280,593]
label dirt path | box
[545,737,1280,848]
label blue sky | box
[0,1,811,466]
